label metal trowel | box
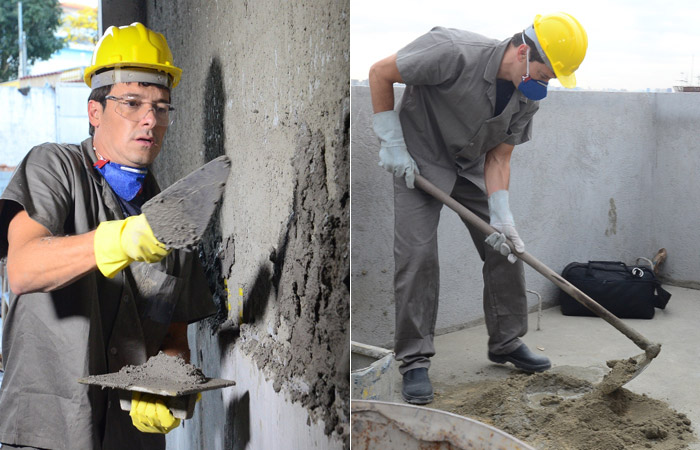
[413,174,661,393]
[79,371,235,419]
[142,155,231,249]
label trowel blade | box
[78,373,236,397]
[142,155,231,249]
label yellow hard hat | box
[84,22,182,89]
[530,12,587,88]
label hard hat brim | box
[556,71,577,89]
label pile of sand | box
[432,372,695,449]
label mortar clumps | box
[431,372,696,450]
[238,119,350,446]
[142,156,230,250]
[597,357,643,394]
[113,352,207,391]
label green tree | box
[61,7,97,46]
[0,0,64,82]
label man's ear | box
[517,44,529,62]
[88,100,103,129]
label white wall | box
[0,84,91,167]
[0,87,56,166]
[351,86,700,347]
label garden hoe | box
[414,174,661,393]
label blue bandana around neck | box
[93,158,148,201]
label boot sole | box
[488,353,551,373]
[402,390,434,405]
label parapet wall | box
[351,85,700,348]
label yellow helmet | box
[84,22,182,89]
[528,12,587,88]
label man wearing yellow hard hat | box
[369,13,587,405]
[0,23,216,449]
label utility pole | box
[17,1,28,79]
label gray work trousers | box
[393,174,528,374]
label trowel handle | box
[413,174,657,355]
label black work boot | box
[402,367,434,404]
[488,343,551,373]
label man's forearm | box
[484,143,515,195]
[369,54,403,113]
[161,322,190,362]
[7,210,97,294]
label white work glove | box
[372,110,419,189]
[486,190,524,264]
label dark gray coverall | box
[393,27,540,373]
[0,138,217,450]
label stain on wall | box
[606,198,617,236]
[146,0,349,447]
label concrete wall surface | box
[126,1,350,449]
[351,85,700,348]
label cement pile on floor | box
[432,372,695,449]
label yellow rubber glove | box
[130,392,181,434]
[94,214,170,278]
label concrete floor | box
[379,284,700,449]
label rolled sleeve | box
[505,102,539,146]
[397,27,466,86]
[0,144,78,257]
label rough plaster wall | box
[351,86,675,348]
[651,93,700,286]
[146,1,349,448]
[99,0,145,30]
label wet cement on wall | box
[146,0,349,447]
[237,120,350,436]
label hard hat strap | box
[91,67,172,90]
[523,26,553,72]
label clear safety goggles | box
[106,95,174,126]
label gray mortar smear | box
[238,120,350,444]
[142,155,231,250]
[79,352,234,396]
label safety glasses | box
[106,95,174,126]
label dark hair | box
[88,85,112,136]
[87,82,172,136]
[510,32,545,65]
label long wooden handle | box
[414,174,657,354]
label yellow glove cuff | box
[94,219,131,278]
[94,214,170,279]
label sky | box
[350,0,700,91]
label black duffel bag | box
[559,261,671,319]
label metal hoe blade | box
[597,345,659,394]
[142,155,231,249]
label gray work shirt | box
[0,138,217,450]
[396,27,540,193]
